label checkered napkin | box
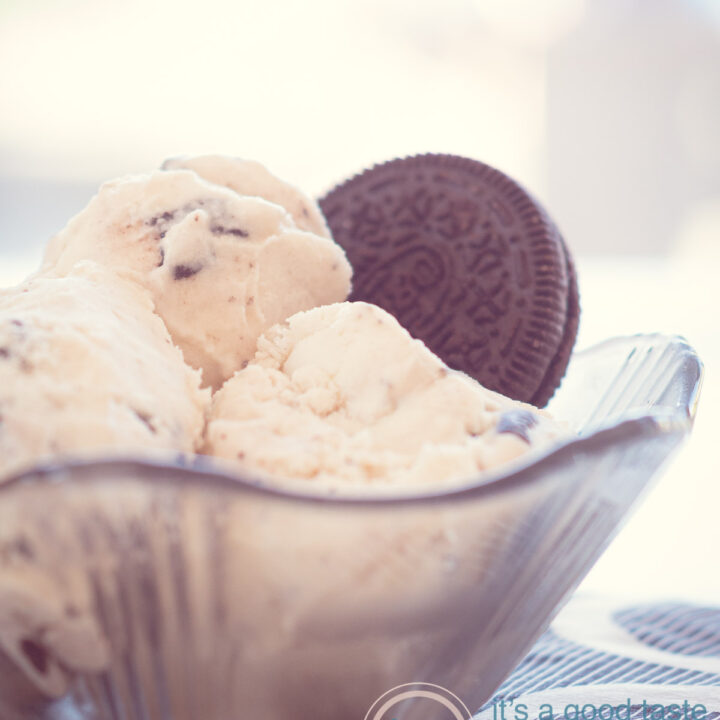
[479,596,720,720]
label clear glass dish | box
[0,334,703,720]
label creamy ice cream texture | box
[206,301,562,488]
[42,159,352,389]
[0,262,208,480]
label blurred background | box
[0,0,718,601]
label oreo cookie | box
[319,154,579,407]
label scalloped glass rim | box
[0,333,703,505]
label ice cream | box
[205,301,563,489]
[0,262,208,481]
[198,303,563,719]
[42,164,352,388]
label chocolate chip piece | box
[133,409,157,434]
[20,639,50,675]
[147,210,175,227]
[173,264,202,281]
[10,536,34,560]
[0,347,9,359]
[496,409,538,443]
[10,319,23,328]
[210,224,249,238]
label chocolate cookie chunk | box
[319,154,579,406]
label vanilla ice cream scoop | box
[42,166,352,388]
[0,262,209,481]
[205,302,563,488]
[202,302,564,694]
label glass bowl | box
[0,334,703,720]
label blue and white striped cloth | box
[481,596,720,719]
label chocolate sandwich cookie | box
[319,154,579,407]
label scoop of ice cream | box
[205,302,563,488]
[201,303,563,710]
[42,167,352,388]
[162,155,330,238]
[0,262,209,480]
